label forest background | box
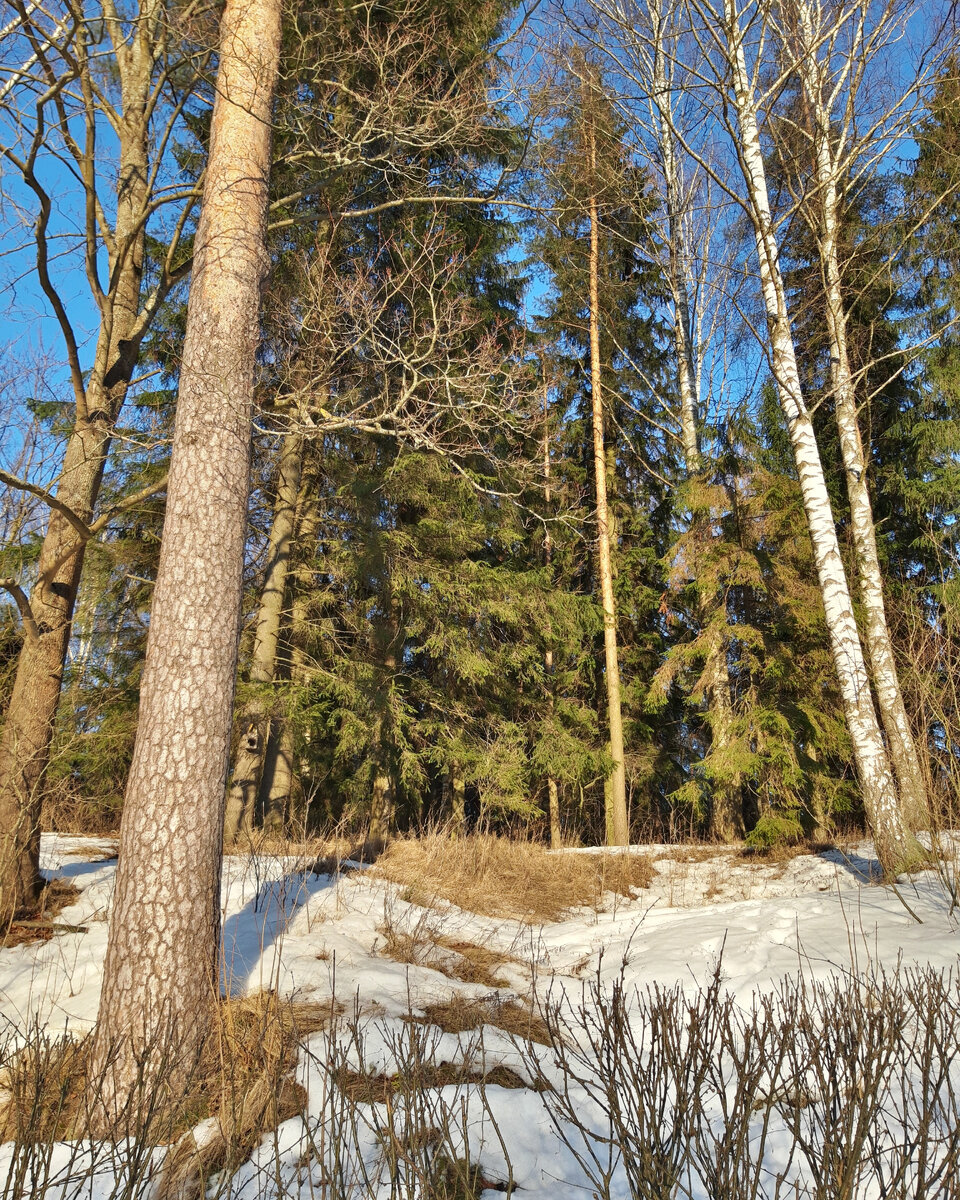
[1,0,960,906]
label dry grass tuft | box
[2,879,84,947]
[432,937,515,988]
[412,996,553,1047]
[737,840,837,864]
[373,834,656,922]
[376,924,517,990]
[0,992,338,1154]
[0,1035,88,1142]
[331,1059,530,1103]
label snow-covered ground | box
[2,834,959,1198]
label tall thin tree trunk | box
[367,605,399,845]
[723,0,921,875]
[542,383,562,849]
[0,10,159,921]
[224,430,303,843]
[451,766,466,832]
[795,10,929,830]
[88,0,282,1122]
[584,90,629,848]
[264,463,323,830]
[650,26,742,840]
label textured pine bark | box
[584,95,629,848]
[0,30,152,921]
[795,7,929,831]
[723,0,922,876]
[88,0,282,1122]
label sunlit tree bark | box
[88,0,283,1122]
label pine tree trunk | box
[796,15,929,831]
[367,608,399,844]
[584,97,629,848]
[88,0,282,1123]
[703,642,743,840]
[723,0,922,875]
[542,386,561,849]
[264,456,324,833]
[224,430,302,843]
[451,767,466,832]
[0,28,153,920]
[261,721,296,832]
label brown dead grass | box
[656,846,737,865]
[332,1059,531,1103]
[411,996,554,1047]
[0,992,338,1147]
[2,879,84,947]
[377,926,517,989]
[372,834,656,922]
[737,840,837,864]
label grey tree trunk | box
[648,21,742,840]
[224,430,303,843]
[0,4,162,921]
[88,0,282,1123]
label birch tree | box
[705,0,922,873]
[768,0,933,829]
[88,0,282,1120]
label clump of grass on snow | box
[372,833,656,922]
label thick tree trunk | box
[795,14,929,831]
[0,41,152,921]
[224,430,302,843]
[584,99,629,848]
[723,1,922,875]
[88,0,282,1123]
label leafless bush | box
[3,966,960,1198]
[524,963,960,1200]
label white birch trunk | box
[794,0,929,830]
[723,0,922,874]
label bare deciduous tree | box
[0,0,203,920]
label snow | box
[1,834,958,1198]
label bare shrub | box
[0,992,338,1200]
[372,833,656,921]
[300,1011,516,1199]
[523,963,960,1200]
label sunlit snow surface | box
[1,833,958,1198]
